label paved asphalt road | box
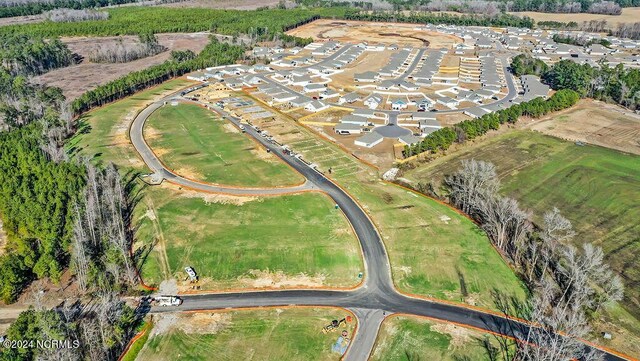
[131,95,629,361]
[130,99,316,196]
[128,49,630,361]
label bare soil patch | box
[0,14,43,27]
[166,183,258,205]
[32,32,210,99]
[287,19,462,48]
[238,269,326,288]
[526,99,640,155]
[430,322,474,347]
[510,8,640,26]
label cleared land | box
[510,7,640,26]
[68,77,197,171]
[243,91,527,309]
[145,102,304,187]
[403,129,640,356]
[526,99,640,155]
[136,187,363,291]
[137,308,355,361]
[74,80,361,291]
[370,316,503,361]
[32,33,209,99]
[287,19,462,48]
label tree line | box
[344,9,535,28]
[0,33,73,76]
[43,8,110,22]
[514,54,640,110]
[403,89,581,158]
[0,293,142,361]
[72,38,244,113]
[299,0,635,13]
[0,0,139,18]
[88,32,167,64]
[0,6,353,38]
[440,159,623,360]
[552,33,611,47]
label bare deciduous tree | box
[71,161,137,293]
[445,159,500,216]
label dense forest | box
[512,54,640,109]
[0,6,536,38]
[297,0,638,13]
[0,7,353,38]
[0,0,140,18]
[403,89,581,157]
[0,29,245,306]
[0,33,73,76]
[0,68,66,128]
[0,124,85,302]
[344,10,535,27]
[0,294,141,360]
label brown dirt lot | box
[526,99,640,155]
[510,8,640,26]
[287,19,462,48]
[316,125,399,169]
[0,14,42,27]
[330,51,394,92]
[32,32,210,99]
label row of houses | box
[380,49,414,77]
[411,50,446,86]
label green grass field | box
[145,103,304,187]
[404,130,640,356]
[136,187,362,290]
[404,130,640,314]
[247,96,528,309]
[73,80,362,291]
[370,316,504,361]
[137,308,355,361]
[68,78,196,172]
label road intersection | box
[129,90,630,361]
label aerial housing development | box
[0,3,639,361]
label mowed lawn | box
[344,180,528,307]
[68,78,196,171]
[405,130,640,317]
[136,187,363,290]
[145,103,304,187]
[137,308,355,361]
[257,101,527,309]
[370,316,504,361]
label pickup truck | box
[154,296,183,307]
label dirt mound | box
[151,312,232,337]
[239,269,326,288]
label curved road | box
[130,88,630,361]
[131,99,316,196]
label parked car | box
[184,266,198,281]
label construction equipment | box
[322,316,352,334]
